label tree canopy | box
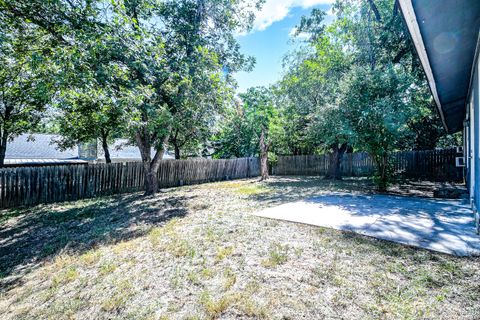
[0,14,54,166]
[1,0,260,193]
[0,0,458,192]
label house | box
[398,0,480,233]
[4,134,87,166]
[95,138,175,163]
[4,134,174,166]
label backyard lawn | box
[0,177,479,319]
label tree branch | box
[151,133,170,171]
[367,0,382,22]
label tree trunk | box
[136,132,169,195]
[143,161,159,195]
[0,136,7,168]
[259,128,269,181]
[324,143,348,180]
[374,153,389,192]
[101,135,112,164]
[174,144,181,160]
[380,153,388,191]
[0,115,10,168]
[170,129,181,160]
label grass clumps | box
[112,241,137,255]
[199,291,233,319]
[148,227,164,247]
[166,239,196,258]
[52,266,79,287]
[79,249,102,266]
[148,219,196,258]
[215,246,234,262]
[201,267,215,279]
[235,295,269,319]
[222,268,237,290]
[235,185,270,196]
[261,243,289,268]
[99,262,117,275]
[198,290,269,319]
[101,279,135,312]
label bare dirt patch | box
[1,177,479,319]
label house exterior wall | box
[466,51,480,233]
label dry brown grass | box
[0,177,479,319]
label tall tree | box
[340,66,414,190]
[279,12,352,179]
[0,15,53,167]
[240,87,280,180]
[53,87,124,163]
[2,0,259,194]
[213,98,258,159]
[215,87,280,180]
[119,0,257,193]
[278,0,451,187]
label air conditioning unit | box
[456,146,464,154]
[456,157,465,167]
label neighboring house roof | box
[398,0,480,133]
[5,134,174,166]
[6,134,78,160]
[4,159,88,166]
[97,139,175,160]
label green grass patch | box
[80,249,102,266]
[261,243,289,268]
[166,239,196,258]
[222,268,237,290]
[101,279,135,312]
[52,266,79,287]
[99,262,117,275]
[235,185,270,196]
[198,291,233,319]
[215,246,234,262]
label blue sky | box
[234,0,334,93]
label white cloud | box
[252,0,335,32]
[288,26,309,39]
[287,3,336,40]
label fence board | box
[275,148,463,181]
[0,157,260,209]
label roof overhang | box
[398,0,480,133]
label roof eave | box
[397,0,450,132]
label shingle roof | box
[6,134,78,160]
[4,159,88,166]
[6,134,175,163]
[98,139,175,160]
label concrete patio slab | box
[252,193,480,256]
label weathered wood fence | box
[274,148,462,181]
[0,157,260,209]
[0,149,463,209]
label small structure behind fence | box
[274,148,462,181]
[0,157,260,209]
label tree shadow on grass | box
[250,176,377,207]
[252,176,441,208]
[0,192,195,292]
[252,177,479,258]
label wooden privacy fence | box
[274,148,463,181]
[0,157,260,209]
